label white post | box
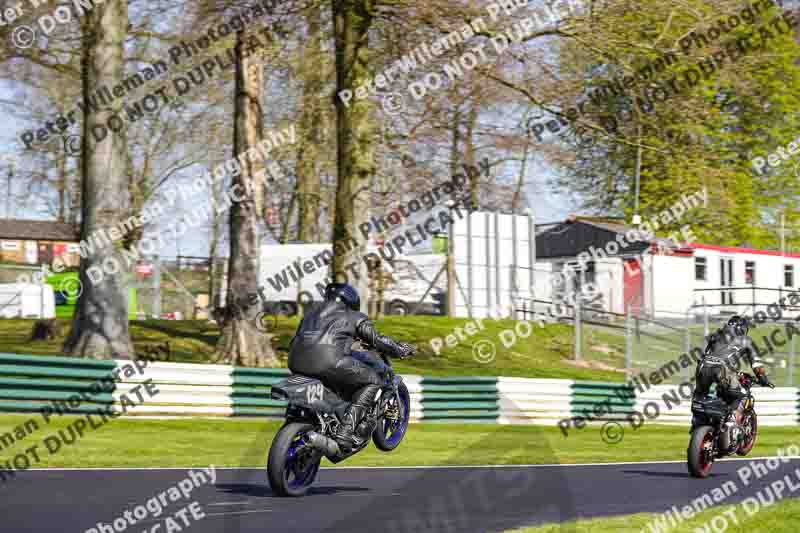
[39,264,46,319]
[574,299,582,361]
[625,303,632,374]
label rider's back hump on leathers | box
[288,300,366,376]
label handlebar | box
[740,372,775,389]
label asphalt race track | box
[5,458,800,533]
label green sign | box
[432,235,448,255]
[47,272,137,320]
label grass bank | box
[0,316,629,381]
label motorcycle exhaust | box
[719,429,731,451]
[306,431,341,458]
[721,420,738,452]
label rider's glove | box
[397,342,415,359]
[755,367,769,386]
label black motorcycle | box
[267,347,412,496]
[688,371,774,478]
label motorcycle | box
[267,346,412,496]
[687,371,774,478]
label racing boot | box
[335,384,379,453]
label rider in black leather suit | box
[693,315,770,426]
[288,282,414,452]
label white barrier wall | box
[115,362,234,416]
[111,361,425,420]
[635,384,799,427]
[497,377,574,425]
[404,375,424,422]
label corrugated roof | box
[0,219,79,241]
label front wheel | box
[373,382,411,451]
[737,411,758,456]
[267,422,322,497]
[688,426,715,478]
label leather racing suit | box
[692,325,766,425]
[287,300,411,451]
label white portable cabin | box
[533,218,655,318]
[686,244,800,315]
[533,216,800,318]
[0,283,56,319]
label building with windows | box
[689,243,800,314]
[0,219,80,267]
[533,217,800,319]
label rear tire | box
[267,422,321,497]
[688,426,715,478]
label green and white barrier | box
[418,376,499,423]
[0,354,798,426]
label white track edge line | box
[15,455,800,472]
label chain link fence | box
[0,257,224,321]
[515,287,800,387]
[623,294,799,387]
[0,263,42,284]
[132,256,225,320]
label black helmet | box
[726,315,749,336]
[324,282,360,311]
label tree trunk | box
[208,167,224,307]
[332,0,375,311]
[464,103,479,211]
[511,142,530,213]
[68,155,81,226]
[56,151,67,222]
[279,189,296,244]
[213,30,279,367]
[296,8,323,243]
[64,0,135,359]
[450,106,462,183]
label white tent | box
[0,284,55,319]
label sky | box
[0,5,578,259]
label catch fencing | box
[513,291,800,388]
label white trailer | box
[256,244,445,315]
[0,283,55,319]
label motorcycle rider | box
[288,282,415,452]
[693,315,771,428]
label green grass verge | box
[506,497,800,532]
[0,316,630,381]
[1,415,797,469]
